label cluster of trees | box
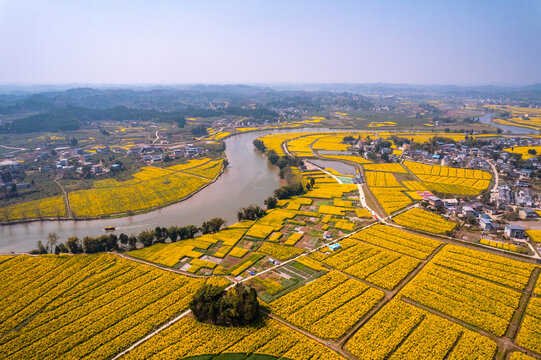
[274,183,305,200]
[0,106,188,134]
[342,135,358,144]
[237,205,266,221]
[389,135,410,147]
[191,124,208,136]
[253,139,266,152]
[29,217,226,255]
[190,284,260,326]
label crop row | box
[370,187,412,214]
[319,238,419,289]
[432,245,534,290]
[363,163,407,173]
[365,171,401,187]
[400,263,522,336]
[392,208,456,234]
[0,254,226,360]
[345,299,497,360]
[121,316,345,360]
[271,271,383,339]
[352,224,441,259]
[403,161,492,180]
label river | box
[0,127,344,252]
[1,118,533,252]
[478,113,538,135]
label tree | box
[29,240,48,254]
[55,242,69,254]
[154,226,168,243]
[266,150,279,165]
[274,183,305,200]
[138,230,156,247]
[237,205,266,221]
[180,225,199,239]
[253,139,266,152]
[66,236,82,253]
[264,196,277,210]
[46,232,59,253]
[128,236,138,250]
[190,284,260,326]
[119,233,129,245]
[168,226,179,242]
[200,218,225,234]
[191,125,208,136]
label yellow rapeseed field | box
[0,195,67,222]
[0,254,229,360]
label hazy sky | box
[1,0,540,85]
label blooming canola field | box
[1,130,539,360]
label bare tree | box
[47,232,59,253]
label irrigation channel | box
[0,114,532,252]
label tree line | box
[29,217,227,255]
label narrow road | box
[110,309,191,360]
[487,159,500,192]
[0,144,27,151]
[114,252,209,278]
[151,130,160,144]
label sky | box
[0,0,540,86]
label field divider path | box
[505,267,540,340]
[113,252,209,278]
[265,312,351,360]
[110,309,191,360]
[54,180,73,218]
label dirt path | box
[55,180,72,218]
[110,309,191,360]
[114,252,210,278]
[266,313,351,359]
[505,268,540,340]
[487,159,500,192]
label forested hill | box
[0,86,372,134]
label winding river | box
[478,113,538,135]
[0,115,534,252]
[0,128,333,252]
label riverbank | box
[0,131,282,252]
[0,162,227,226]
